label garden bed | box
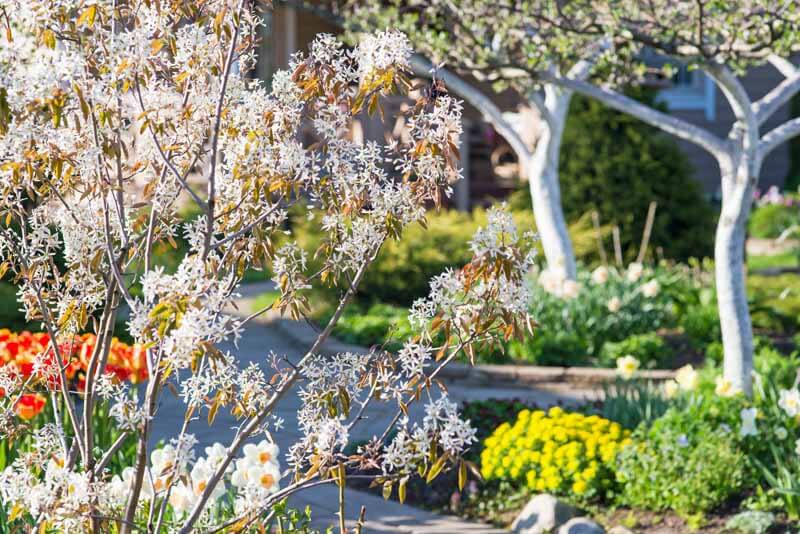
[346,379,800,533]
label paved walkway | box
[149,285,594,532]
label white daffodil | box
[715,376,740,397]
[203,443,229,469]
[231,458,252,489]
[150,444,177,493]
[626,262,644,282]
[779,388,800,417]
[607,296,622,313]
[616,355,640,380]
[675,365,699,391]
[246,462,281,494]
[243,440,280,467]
[641,279,660,298]
[740,407,758,437]
[190,458,225,500]
[168,481,197,516]
[776,427,789,440]
[591,266,609,284]
[663,380,679,399]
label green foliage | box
[787,92,800,191]
[680,301,721,348]
[0,282,27,332]
[598,332,670,369]
[508,265,690,366]
[747,273,800,334]
[615,351,800,519]
[292,205,606,308]
[557,90,715,261]
[747,251,799,271]
[751,444,800,520]
[615,409,747,517]
[748,203,799,239]
[753,341,800,388]
[323,302,414,352]
[595,377,676,430]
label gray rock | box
[558,517,604,534]
[511,493,576,534]
[607,527,634,534]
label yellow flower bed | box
[480,407,632,499]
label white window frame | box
[656,70,716,122]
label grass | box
[747,273,800,333]
[249,290,281,313]
[747,251,799,271]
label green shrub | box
[704,341,724,364]
[680,302,721,348]
[0,282,27,332]
[748,203,799,239]
[598,333,670,369]
[557,90,715,261]
[753,342,800,388]
[724,511,775,534]
[324,303,414,352]
[595,377,677,430]
[508,264,690,366]
[616,411,746,517]
[292,206,607,308]
[747,273,800,333]
[635,357,800,518]
[508,330,588,366]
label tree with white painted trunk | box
[339,2,610,280]
[408,57,589,280]
[530,0,800,394]
[357,0,800,394]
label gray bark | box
[410,55,578,278]
[715,154,757,394]
[526,86,576,279]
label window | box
[656,64,717,121]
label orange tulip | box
[15,393,46,420]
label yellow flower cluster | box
[480,407,632,498]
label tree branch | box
[538,71,729,160]
[767,54,798,78]
[703,63,759,152]
[759,116,800,161]
[754,71,800,125]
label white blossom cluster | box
[382,396,477,475]
[129,257,242,370]
[410,205,536,335]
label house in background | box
[257,6,796,209]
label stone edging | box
[262,312,676,388]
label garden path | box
[149,283,594,532]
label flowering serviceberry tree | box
[0,0,536,531]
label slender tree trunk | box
[715,152,757,394]
[526,117,576,279]
[526,89,577,280]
